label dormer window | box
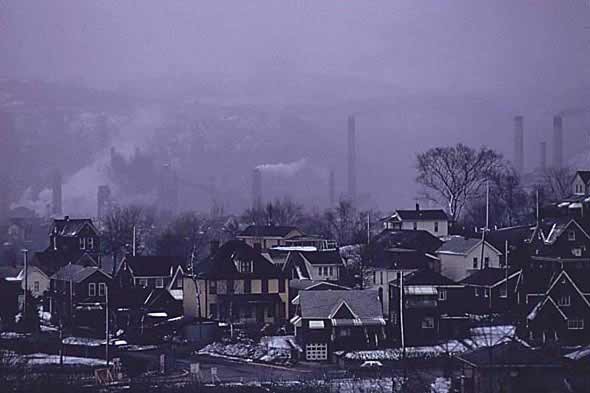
[87,237,94,250]
[572,248,582,257]
[558,296,571,307]
[237,260,253,273]
[79,237,86,250]
[568,230,576,241]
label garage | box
[305,343,328,361]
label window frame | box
[33,281,40,293]
[567,319,584,330]
[137,278,148,288]
[79,237,86,250]
[434,221,439,233]
[262,279,269,293]
[209,280,217,295]
[473,257,478,269]
[558,296,571,307]
[155,278,165,288]
[244,279,252,294]
[438,289,447,301]
[98,282,106,296]
[86,237,94,250]
[88,282,96,297]
[421,317,435,329]
[568,230,576,241]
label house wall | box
[22,268,49,298]
[400,220,448,237]
[439,245,501,281]
[573,175,586,195]
[311,265,340,281]
[366,268,407,317]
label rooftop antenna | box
[479,181,490,270]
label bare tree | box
[541,166,574,201]
[241,197,304,226]
[416,144,505,222]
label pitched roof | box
[298,250,344,266]
[194,240,284,279]
[238,225,300,238]
[298,290,383,320]
[51,264,110,283]
[0,266,21,279]
[485,225,535,251]
[458,341,560,367]
[50,218,97,237]
[576,170,590,184]
[391,209,448,221]
[122,256,184,277]
[461,268,521,286]
[372,230,443,254]
[437,236,501,255]
[391,269,459,287]
[289,279,350,291]
[370,248,437,270]
[32,249,98,276]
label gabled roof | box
[460,268,521,287]
[238,225,301,238]
[0,266,21,279]
[369,248,436,270]
[194,240,284,279]
[391,269,459,287]
[121,256,184,277]
[576,170,590,185]
[298,290,383,320]
[384,209,448,221]
[485,225,535,251]
[458,341,560,367]
[298,250,344,266]
[51,264,111,283]
[50,218,98,237]
[289,279,350,291]
[32,249,98,276]
[372,230,443,254]
[437,236,501,256]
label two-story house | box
[389,269,467,345]
[49,264,112,333]
[282,249,344,282]
[237,225,304,251]
[437,236,503,281]
[572,170,590,196]
[291,289,386,361]
[460,268,522,316]
[115,255,184,291]
[381,205,449,237]
[183,240,289,325]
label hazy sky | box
[1,1,589,94]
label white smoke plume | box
[256,158,307,177]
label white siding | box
[400,220,448,237]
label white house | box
[572,171,590,196]
[436,236,503,281]
[381,205,449,237]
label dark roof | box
[485,225,534,252]
[437,237,500,255]
[51,218,97,237]
[458,341,560,367]
[51,264,110,283]
[32,249,98,276]
[518,268,558,295]
[238,225,300,238]
[372,230,443,254]
[369,248,435,270]
[289,279,350,291]
[461,268,520,286]
[299,290,383,320]
[0,266,21,279]
[576,170,590,184]
[391,269,458,287]
[393,209,448,221]
[298,250,344,266]
[194,240,284,279]
[122,256,184,277]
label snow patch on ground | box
[198,339,292,365]
[24,353,106,367]
[431,377,451,393]
[345,340,469,361]
[465,325,515,349]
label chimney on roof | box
[553,115,563,169]
[416,203,420,211]
[52,169,63,216]
[64,215,69,221]
[513,116,524,174]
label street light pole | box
[22,249,29,323]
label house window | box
[238,260,253,273]
[390,311,398,325]
[88,283,96,297]
[438,289,447,301]
[98,282,106,296]
[568,319,585,330]
[33,281,40,293]
[137,278,148,288]
[209,280,217,295]
[338,328,351,337]
[373,271,376,284]
[558,296,571,306]
[413,222,418,230]
[210,303,218,319]
[474,288,480,297]
[244,279,252,294]
[473,257,478,269]
[500,285,508,298]
[79,237,86,250]
[380,271,384,285]
[484,257,490,268]
[572,248,582,257]
[155,278,164,288]
[434,222,439,233]
[421,317,435,329]
[568,230,576,241]
[227,280,234,294]
[267,305,274,318]
[483,288,490,298]
[86,237,94,250]
[278,279,285,293]
[262,279,268,293]
[329,266,333,276]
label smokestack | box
[539,141,547,171]
[0,112,14,228]
[329,170,335,207]
[252,168,262,210]
[553,115,563,169]
[347,115,357,203]
[513,116,524,174]
[52,169,63,216]
[97,185,111,220]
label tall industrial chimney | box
[252,168,262,210]
[329,170,335,207]
[97,185,111,220]
[0,112,13,228]
[513,116,524,174]
[539,141,547,171]
[553,115,563,169]
[52,169,63,216]
[347,115,357,203]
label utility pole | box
[132,225,136,256]
[479,182,490,271]
[105,283,110,367]
[399,272,406,380]
[22,249,29,323]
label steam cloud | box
[256,158,307,177]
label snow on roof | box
[25,353,106,367]
[271,246,317,252]
[169,289,183,301]
[147,312,168,318]
[404,285,437,295]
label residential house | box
[288,280,350,318]
[283,235,338,250]
[381,204,449,237]
[115,255,185,291]
[455,341,564,393]
[49,264,112,333]
[291,289,386,361]
[183,240,289,324]
[572,170,590,196]
[237,225,304,251]
[524,269,590,346]
[437,236,503,281]
[282,249,344,282]
[389,269,467,345]
[371,229,443,254]
[460,268,521,316]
